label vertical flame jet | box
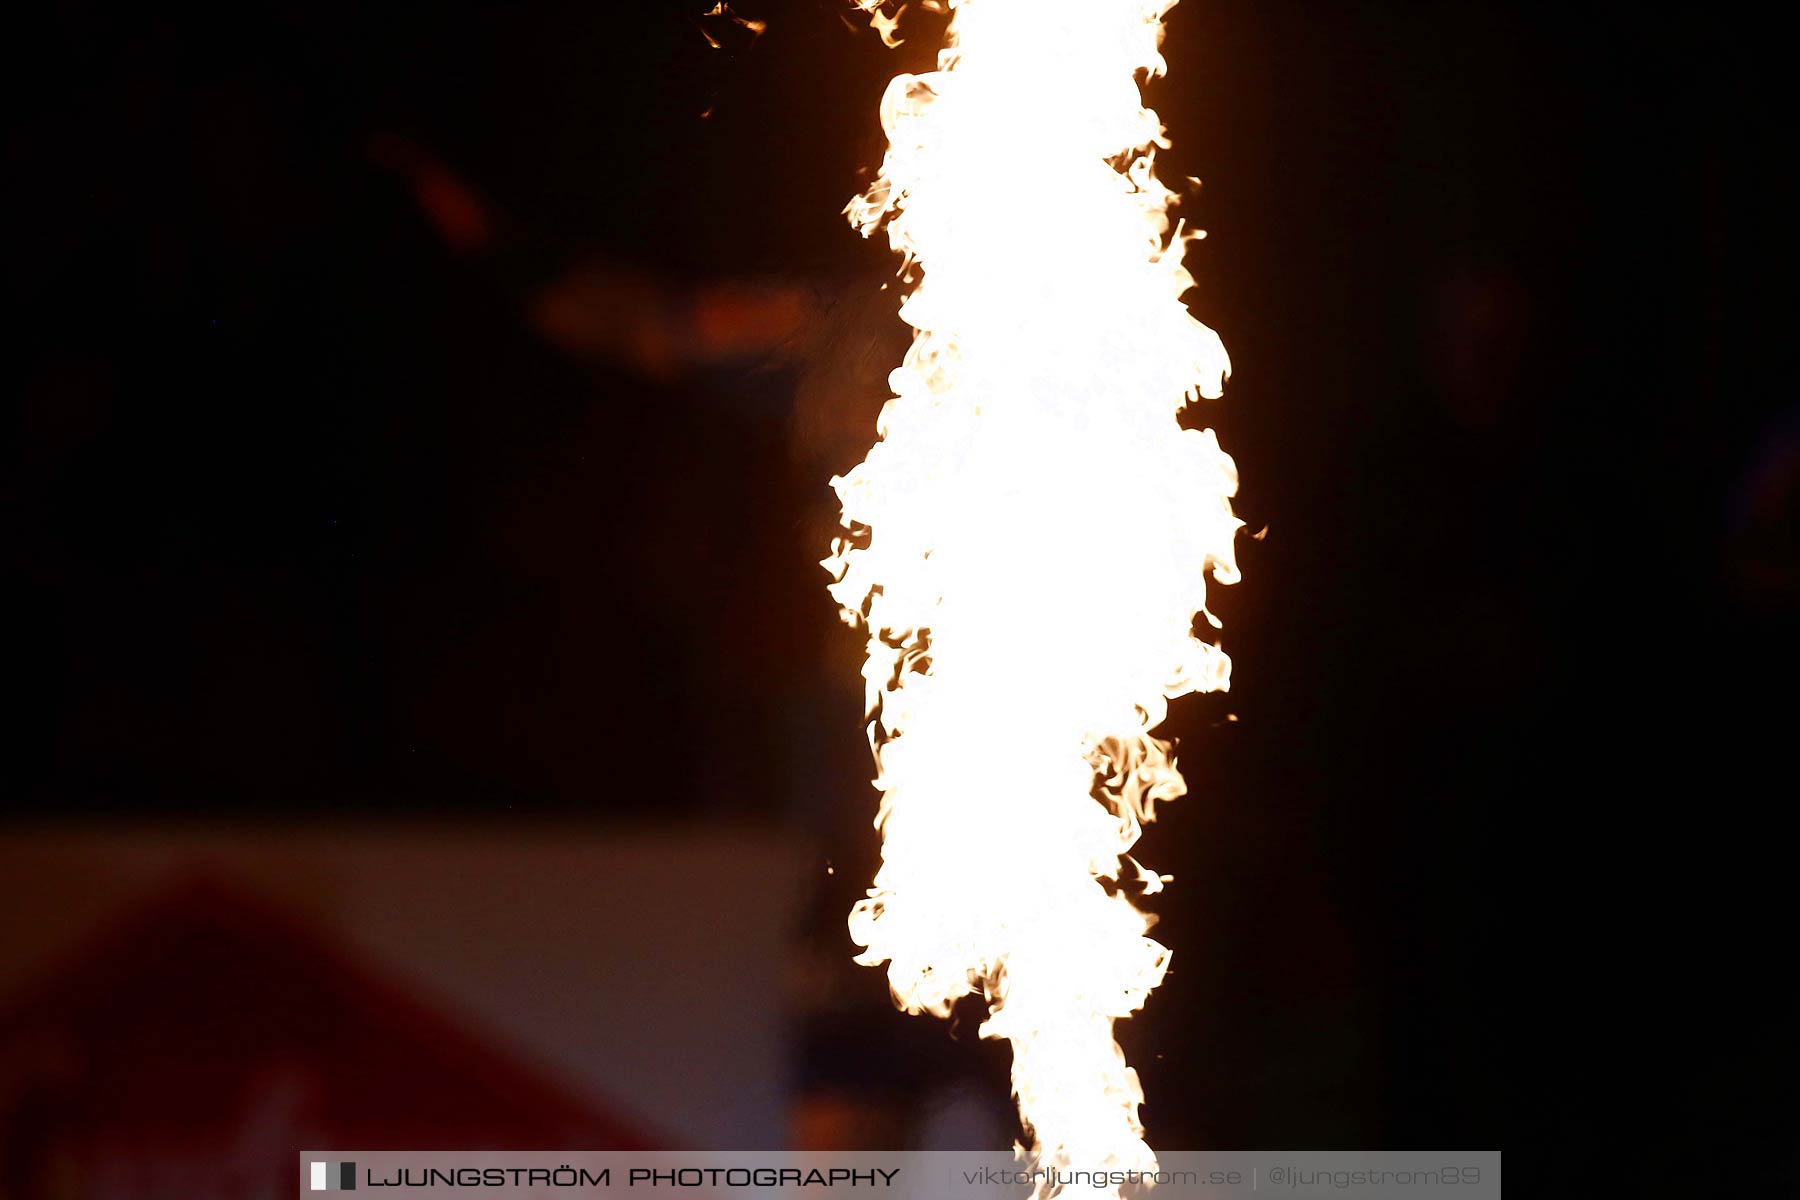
[826,0,1242,1183]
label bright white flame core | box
[827,0,1240,1179]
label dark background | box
[7,0,1795,1185]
